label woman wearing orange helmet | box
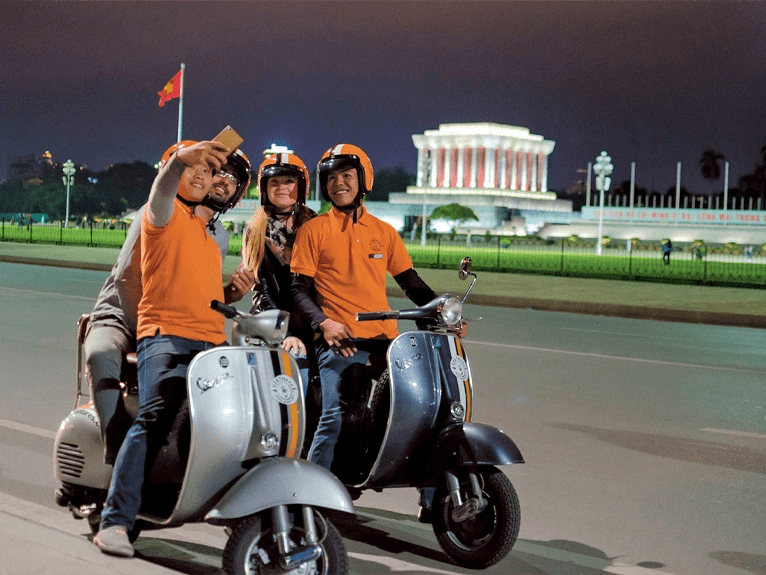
[242,153,317,373]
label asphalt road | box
[1,262,765,575]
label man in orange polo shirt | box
[291,144,442,474]
[94,140,252,557]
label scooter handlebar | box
[356,310,399,322]
[210,300,241,319]
[356,308,429,322]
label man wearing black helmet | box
[93,140,253,557]
[291,144,459,488]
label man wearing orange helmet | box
[93,140,253,557]
[84,146,252,471]
[291,144,452,478]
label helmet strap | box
[176,194,202,209]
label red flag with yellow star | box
[157,69,182,107]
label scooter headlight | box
[439,296,463,326]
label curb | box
[2,253,761,330]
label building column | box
[443,145,452,188]
[499,147,508,189]
[530,150,538,191]
[429,147,438,188]
[520,150,528,191]
[456,147,465,188]
[539,152,548,192]
[484,146,495,188]
[470,145,479,188]
[510,148,518,190]
[416,147,426,187]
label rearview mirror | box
[458,257,472,280]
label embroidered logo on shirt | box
[369,239,383,251]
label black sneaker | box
[417,506,432,524]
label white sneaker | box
[93,525,134,557]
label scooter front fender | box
[205,458,355,524]
[426,422,524,472]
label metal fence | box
[404,236,766,288]
[2,218,764,288]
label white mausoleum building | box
[389,123,572,234]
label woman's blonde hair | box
[242,204,316,285]
[242,206,269,284]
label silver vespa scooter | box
[54,303,354,575]
[321,257,524,570]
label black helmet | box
[203,149,253,214]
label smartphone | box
[213,125,244,153]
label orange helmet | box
[316,143,374,204]
[204,148,253,214]
[257,152,310,208]
[159,140,197,169]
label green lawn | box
[2,222,764,288]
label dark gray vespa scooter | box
[322,257,524,569]
[54,305,354,575]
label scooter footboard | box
[205,458,355,524]
[425,422,524,472]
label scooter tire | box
[222,512,348,575]
[432,466,520,569]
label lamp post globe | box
[62,159,75,228]
[592,151,613,256]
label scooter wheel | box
[432,466,520,569]
[222,512,348,575]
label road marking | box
[464,340,766,375]
[0,419,57,439]
[701,427,766,440]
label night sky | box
[2,1,764,195]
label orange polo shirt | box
[291,206,412,339]
[137,199,226,343]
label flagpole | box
[177,62,185,142]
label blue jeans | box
[307,345,371,470]
[100,333,216,530]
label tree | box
[737,142,766,207]
[367,167,414,202]
[430,203,479,228]
[699,149,725,194]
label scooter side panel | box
[205,458,354,523]
[168,347,305,523]
[53,405,112,489]
[367,331,472,485]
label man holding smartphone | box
[94,140,253,557]
[83,146,253,468]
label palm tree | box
[699,149,725,194]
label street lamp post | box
[593,151,613,256]
[62,159,75,228]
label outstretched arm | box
[146,141,228,228]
